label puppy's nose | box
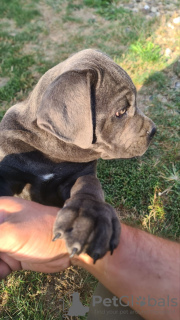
[148,127,157,140]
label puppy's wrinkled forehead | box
[62,49,136,92]
[65,49,136,113]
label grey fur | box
[0,49,156,261]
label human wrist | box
[72,223,180,320]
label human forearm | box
[72,223,180,320]
[0,197,179,320]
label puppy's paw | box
[53,196,120,263]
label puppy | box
[0,49,156,262]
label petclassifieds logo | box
[92,294,178,308]
[60,292,89,318]
[60,292,178,318]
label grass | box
[0,267,96,319]
[0,0,180,318]
[0,0,41,27]
[130,41,162,62]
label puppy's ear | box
[37,70,97,149]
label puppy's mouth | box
[100,132,156,160]
[94,122,157,160]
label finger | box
[71,252,93,265]
[21,253,71,273]
[0,252,22,271]
[0,210,6,224]
[0,252,22,280]
[0,259,12,280]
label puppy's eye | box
[115,108,127,118]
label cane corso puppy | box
[0,49,156,262]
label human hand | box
[0,197,70,279]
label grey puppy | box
[0,49,156,262]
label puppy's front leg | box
[53,175,120,263]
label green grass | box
[0,1,52,110]
[130,41,162,63]
[0,0,41,27]
[144,71,167,89]
[84,0,129,20]
[0,0,180,318]
[98,157,159,212]
[0,268,96,320]
[0,272,55,320]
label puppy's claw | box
[110,243,116,255]
[52,232,61,241]
[93,253,100,264]
[70,247,78,258]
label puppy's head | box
[37,49,156,159]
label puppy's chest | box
[22,164,88,207]
[23,172,68,207]
[16,164,75,206]
[1,151,96,206]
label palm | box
[0,197,70,278]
